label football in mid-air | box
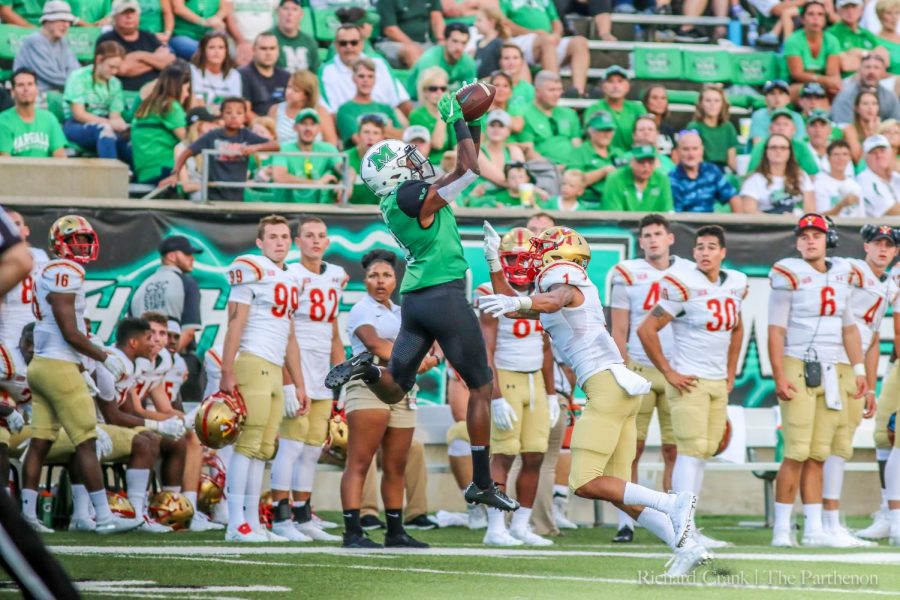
[457,82,496,122]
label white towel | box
[609,363,651,397]
[823,363,842,410]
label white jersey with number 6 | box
[33,258,88,364]
[0,248,48,349]
[658,262,748,380]
[535,261,623,387]
[476,282,544,373]
[227,255,300,367]
[288,261,348,399]
[839,258,896,361]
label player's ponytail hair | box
[361,249,398,271]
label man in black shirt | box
[239,32,290,116]
[96,0,175,91]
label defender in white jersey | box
[476,227,556,547]
[0,211,48,349]
[609,214,682,543]
[479,224,709,578]
[768,213,868,548]
[638,225,747,550]
[219,215,308,543]
[270,216,347,543]
[21,215,141,535]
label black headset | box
[860,224,900,246]
[795,213,839,249]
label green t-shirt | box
[172,0,220,40]
[270,27,320,74]
[600,166,673,212]
[499,0,558,32]
[0,0,45,26]
[516,102,581,164]
[783,30,841,75]
[0,108,65,157]
[828,22,879,52]
[243,154,276,202]
[511,80,534,108]
[270,140,342,203]
[746,136,821,176]
[380,180,469,294]
[406,45,478,100]
[69,0,111,23]
[537,196,591,211]
[878,37,900,75]
[138,0,164,32]
[582,98,645,153]
[63,66,125,120]
[686,119,738,167]
[466,189,524,208]
[615,152,675,174]
[408,105,456,163]
[336,100,400,149]
[570,142,614,204]
[131,102,187,182]
[378,0,440,43]
[347,146,381,205]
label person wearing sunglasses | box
[408,67,454,163]
[405,23,477,101]
[336,57,406,149]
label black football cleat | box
[464,482,520,512]
[384,532,430,548]
[613,526,634,543]
[325,352,374,390]
[342,531,383,549]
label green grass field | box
[5,515,900,599]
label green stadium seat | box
[312,9,341,43]
[633,46,682,80]
[666,90,699,105]
[732,52,779,86]
[300,7,314,38]
[682,49,733,83]
[0,24,31,62]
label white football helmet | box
[361,139,435,197]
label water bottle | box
[747,19,759,47]
[728,18,742,45]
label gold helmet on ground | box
[499,227,535,285]
[148,491,194,530]
[194,390,247,449]
[198,452,226,514]
[106,491,136,519]
[533,226,591,269]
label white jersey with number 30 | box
[476,282,544,373]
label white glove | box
[102,353,126,382]
[82,371,101,398]
[283,384,299,418]
[95,426,113,460]
[483,221,502,272]
[479,294,532,318]
[491,397,518,431]
[183,405,200,431]
[336,385,347,412]
[547,393,560,428]
[5,410,24,434]
[145,417,186,440]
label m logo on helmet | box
[368,144,398,172]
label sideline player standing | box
[0,211,47,350]
[638,225,747,550]
[608,214,683,543]
[325,90,515,510]
[768,213,867,548]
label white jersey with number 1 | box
[0,248,48,349]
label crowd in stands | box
[2,0,900,215]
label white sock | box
[125,469,150,516]
[245,493,261,533]
[292,444,323,493]
[823,509,840,531]
[90,489,113,521]
[637,508,676,549]
[271,439,305,492]
[773,502,793,532]
[21,489,38,520]
[671,455,696,494]
[623,482,674,514]
[226,493,245,531]
[877,448,891,461]
[617,508,635,530]
[693,460,707,497]
[71,485,92,520]
[510,507,532,531]
[226,452,252,530]
[486,507,507,533]
[890,509,900,535]
[886,449,900,501]
[162,485,180,493]
[803,503,824,536]
[822,455,845,501]
[245,459,266,533]
[881,489,889,513]
[184,490,198,510]
[553,484,568,497]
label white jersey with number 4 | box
[770,257,861,364]
[659,262,748,380]
[609,257,688,368]
[33,259,88,364]
[839,258,896,361]
[0,248,48,349]
[476,282,544,373]
[535,262,623,387]
[227,255,299,367]
[288,261,347,399]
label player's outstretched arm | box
[48,292,107,362]
[480,284,579,320]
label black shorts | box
[389,278,493,392]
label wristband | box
[853,363,866,377]
[453,119,472,142]
[488,258,502,273]
[143,419,159,431]
[518,296,533,312]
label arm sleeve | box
[768,288,792,328]
[657,298,683,317]
[344,304,369,340]
[396,179,431,218]
[841,301,856,327]
[180,274,202,330]
[378,0,399,28]
[609,284,629,310]
[227,284,254,305]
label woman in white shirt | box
[189,32,242,108]
[740,133,815,214]
[339,250,438,550]
[814,139,864,217]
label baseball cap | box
[837,0,863,7]
[588,111,615,131]
[279,0,302,6]
[40,0,75,23]
[186,106,216,126]
[763,79,790,94]
[402,125,431,144]
[770,107,794,121]
[800,82,827,97]
[806,110,832,126]
[864,134,891,153]
[111,0,140,15]
[167,320,182,335]
[631,145,657,161]
[795,213,829,235]
[486,109,511,127]
[862,224,898,244]
[294,108,319,123]
[604,65,629,80]
[159,235,203,256]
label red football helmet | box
[499,227,536,285]
[49,215,99,264]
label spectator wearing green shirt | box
[875,0,900,76]
[347,114,386,205]
[686,84,738,172]
[499,43,535,109]
[131,64,191,184]
[829,0,888,74]
[618,115,676,174]
[62,41,131,161]
[406,23,477,100]
[747,108,821,176]
[271,108,344,203]
[784,0,842,98]
[601,145,673,212]
[336,57,405,149]
[0,0,46,27]
[499,0,591,97]
[376,0,444,68]
[170,0,232,60]
[0,69,67,158]
[582,66,644,154]
[515,70,581,165]
[408,66,453,163]
[484,71,525,136]
[571,111,616,206]
[268,0,319,74]
[137,0,174,42]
